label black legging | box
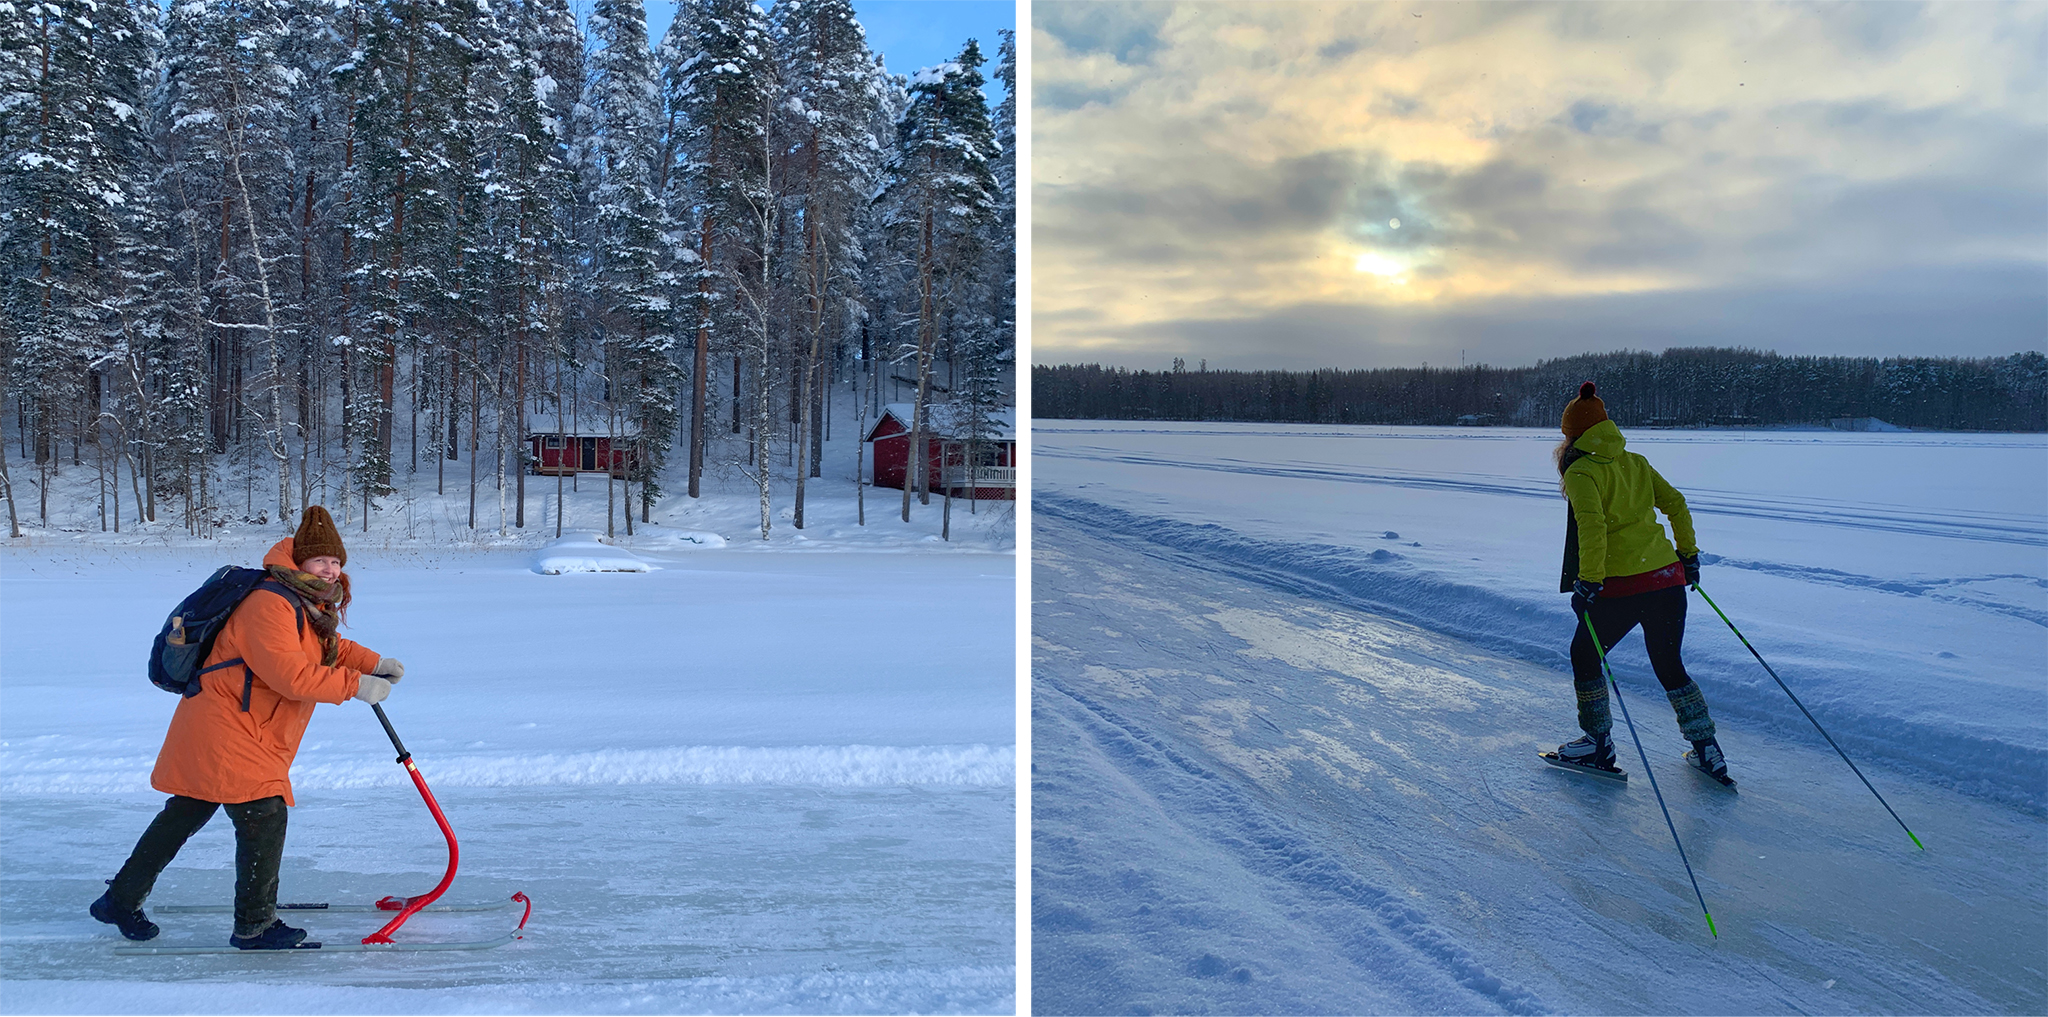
[1571,584,1693,693]
[108,795,287,935]
[1569,584,1720,743]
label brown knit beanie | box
[291,506,347,566]
[1560,381,1610,440]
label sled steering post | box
[363,703,460,944]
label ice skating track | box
[1031,502,2047,1016]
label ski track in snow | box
[1041,668,1549,1015]
[1035,443,2048,547]
[1032,509,2046,1016]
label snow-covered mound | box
[634,529,728,550]
[532,532,652,574]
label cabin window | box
[543,435,563,449]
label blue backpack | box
[149,566,304,711]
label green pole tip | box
[1909,831,1925,851]
[1705,913,1718,938]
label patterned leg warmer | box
[1667,681,1717,743]
[1576,674,1612,737]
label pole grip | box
[372,702,410,764]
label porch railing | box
[940,466,1017,488]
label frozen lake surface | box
[2,537,1015,1014]
[1033,421,2046,1015]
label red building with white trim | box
[863,403,1015,501]
[526,412,640,478]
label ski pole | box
[364,702,461,944]
[1580,607,1719,939]
[1690,583,1924,850]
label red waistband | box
[1600,560,1687,597]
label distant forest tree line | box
[1035,348,2048,432]
[0,0,1015,540]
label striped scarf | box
[264,565,343,666]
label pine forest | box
[0,0,1015,540]
[1036,349,2048,432]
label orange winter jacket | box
[150,539,379,806]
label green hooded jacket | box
[1560,419,1698,587]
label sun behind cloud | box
[1032,1,2047,369]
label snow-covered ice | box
[1,474,1015,1014]
[1033,420,2046,1015]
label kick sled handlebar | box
[363,703,460,944]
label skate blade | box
[1684,751,1737,789]
[1538,751,1627,782]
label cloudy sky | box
[1032,1,2048,370]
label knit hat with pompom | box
[1560,381,1610,440]
[291,506,347,567]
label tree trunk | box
[230,132,294,529]
[0,447,21,537]
[794,220,825,529]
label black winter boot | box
[90,890,159,941]
[1687,737,1734,786]
[1556,732,1616,769]
[229,918,309,950]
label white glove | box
[373,657,405,682]
[354,675,393,705]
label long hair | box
[1552,435,1586,494]
[332,572,352,624]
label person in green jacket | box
[1550,382,1727,781]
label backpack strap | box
[221,583,310,712]
[254,580,307,638]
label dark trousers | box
[1570,585,1716,742]
[109,795,287,936]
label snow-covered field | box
[0,464,1016,1014]
[1032,420,2046,1015]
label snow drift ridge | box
[1,743,1014,794]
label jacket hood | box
[263,538,298,570]
[1571,419,1626,460]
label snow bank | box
[1,744,1013,794]
[532,533,652,574]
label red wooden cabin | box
[527,413,640,478]
[863,403,1016,501]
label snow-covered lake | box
[2,523,1015,1012]
[1032,420,2046,1015]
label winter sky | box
[1032,1,2048,371]
[645,1,1016,106]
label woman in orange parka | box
[90,506,405,949]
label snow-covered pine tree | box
[666,0,772,507]
[586,0,677,522]
[344,0,472,527]
[772,0,882,529]
[97,0,175,530]
[876,39,998,522]
[487,0,576,529]
[954,28,1015,512]
[2,0,126,523]
[849,54,907,524]
[272,0,356,513]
